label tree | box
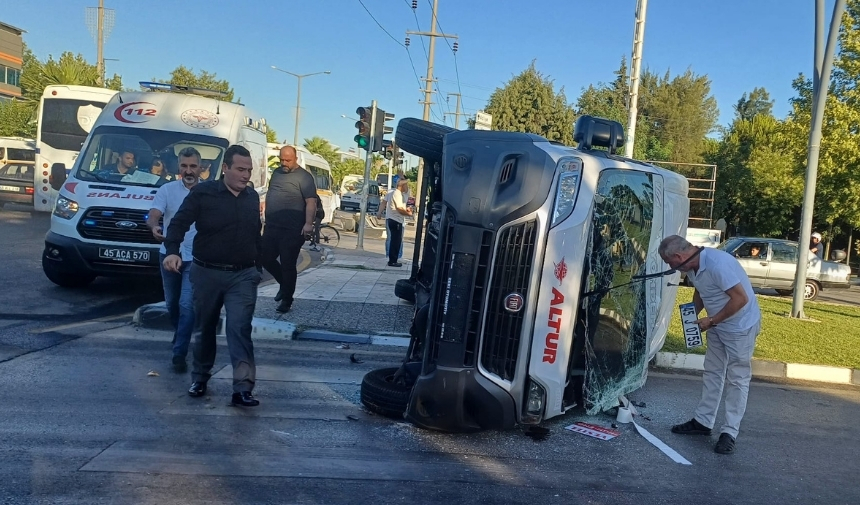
[0,100,36,137]
[302,136,340,166]
[734,87,774,121]
[484,61,576,144]
[331,158,364,188]
[266,127,278,143]
[20,49,123,103]
[157,65,234,101]
[575,58,717,162]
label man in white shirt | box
[147,147,203,373]
[385,178,412,267]
[659,235,762,455]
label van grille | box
[480,220,539,381]
[76,207,159,244]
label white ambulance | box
[42,82,269,288]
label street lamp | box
[341,114,361,158]
[271,66,331,146]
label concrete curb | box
[133,304,859,386]
[654,351,860,386]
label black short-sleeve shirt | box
[265,166,317,230]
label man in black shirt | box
[164,144,263,407]
[262,145,317,313]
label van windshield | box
[74,126,229,188]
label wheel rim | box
[804,283,816,299]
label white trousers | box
[693,321,761,438]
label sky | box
[4,0,838,164]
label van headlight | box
[551,157,582,227]
[53,197,80,220]
[521,378,546,424]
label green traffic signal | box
[355,106,371,151]
[354,134,368,148]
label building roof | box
[0,21,26,35]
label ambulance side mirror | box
[49,163,67,190]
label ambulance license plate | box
[99,248,150,262]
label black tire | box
[395,118,456,163]
[360,367,413,419]
[42,256,95,288]
[804,280,820,301]
[394,278,416,303]
[775,289,793,296]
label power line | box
[403,0,429,61]
[356,0,430,119]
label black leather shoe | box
[276,300,292,313]
[231,391,260,407]
[188,381,207,397]
[387,262,402,267]
[274,288,283,302]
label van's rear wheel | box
[360,367,413,419]
[395,118,456,163]
[394,278,416,303]
[42,257,95,288]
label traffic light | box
[395,144,405,166]
[381,139,393,159]
[372,109,395,152]
[354,106,372,150]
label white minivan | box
[42,82,269,288]
[339,174,380,213]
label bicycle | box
[308,224,340,249]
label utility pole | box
[96,0,104,86]
[624,0,648,158]
[444,92,464,129]
[790,0,846,319]
[406,0,457,212]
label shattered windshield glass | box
[576,169,655,414]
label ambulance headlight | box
[53,197,79,220]
[551,157,582,227]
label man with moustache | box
[147,147,204,373]
[164,145,263,407]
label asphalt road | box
[1,203,858,504]
[0,323,858,505]
[0,203,318,361]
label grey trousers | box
[189,264,261,393]
[694,321,761,438]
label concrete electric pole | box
[406,0,457,214]
[624,0,648,158]
[444,92,465,129]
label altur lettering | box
[87,192,154,201]
[542,287,565,364]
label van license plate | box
[99,248,150,262]
[679,302,703,348]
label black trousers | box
[261,226,305,304]
[190,265,261,393]
[387,219,404,264]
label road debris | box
[146,370,159,377]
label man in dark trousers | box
[163,145,263,407]
[262,145,317,313]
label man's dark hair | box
[224,145,251,168]
[177,146,201,163]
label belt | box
[193,258,256,272]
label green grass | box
[663,287,860,369]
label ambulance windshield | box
[74,126,228,187]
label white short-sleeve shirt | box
[152,180,197,261]
[386,189,407,224]
[688,247,761,333]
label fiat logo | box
[503,293,524,313]
[116,221,137,229]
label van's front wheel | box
[395,118,456,163]
[42,256,95,288]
